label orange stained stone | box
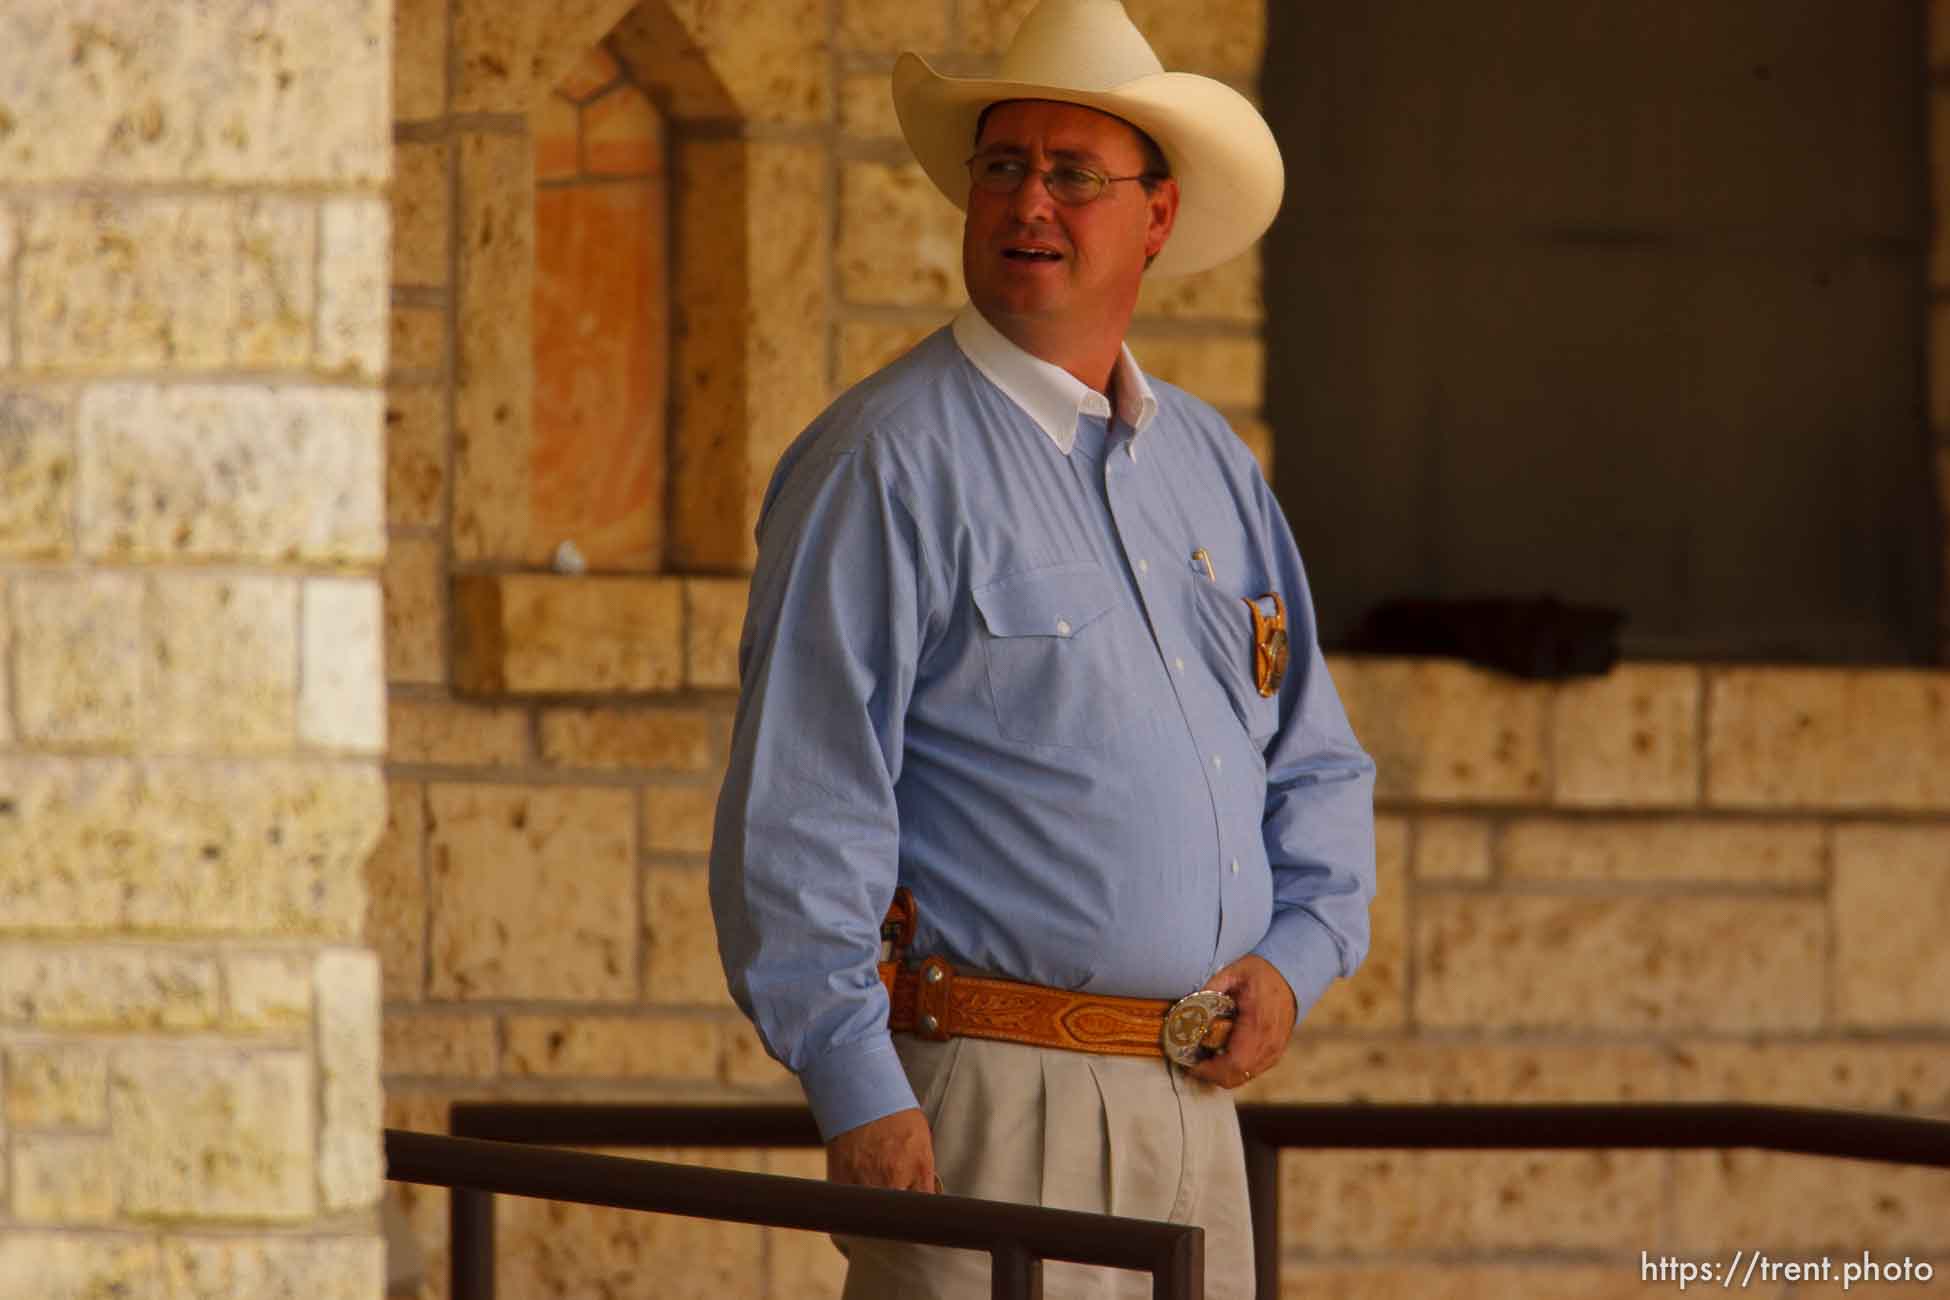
[557,42,621,103]
[532,178,669,570]
[583,83,663,178]
[534,93,580,182]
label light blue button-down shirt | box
[711,308,1376,1140]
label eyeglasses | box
[964,153,1156,205]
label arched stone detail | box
[445,0,829,575]
[533,50,672,571]
[451,0,643,116]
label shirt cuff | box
[1250,908,1348,1024]
[797,1032,920,1142]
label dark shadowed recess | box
[1263,0,1939,665]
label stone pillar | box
[0,3,392,1297]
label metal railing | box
[399,1100,1950,1300]
[1234,1103,1950,1297]
[384,1124,1204,1300]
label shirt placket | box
[1097,422,1240,970]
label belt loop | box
[916,955,955,1040]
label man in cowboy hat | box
[710,1,1375,1294]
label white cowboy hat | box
[891,0,1284,278]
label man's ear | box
[1143,177,1180,264]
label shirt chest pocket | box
[1188,576,1281,746]
[973,564,1130,749]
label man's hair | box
[974,102,1172,192]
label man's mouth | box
[1003,246,1064,262]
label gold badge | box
[1246,591,1289,698]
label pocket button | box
[1056,618,1072,637]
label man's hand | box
[1188,954,1296,1090]
[826,1107,938,1192]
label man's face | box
[961,100,1178,349]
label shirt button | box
[1211,754,1223,770]
[1174,656,1186,672]
[1056,619,1072,637]
[1230,859,1240,876]
[1137,558,1149,575]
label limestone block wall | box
[0,2,393,1297]
[375,2,1949,1299]
[1251,660,1950,1298]
[382,0,831,1293]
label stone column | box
[0,3,392,1297]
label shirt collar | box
[951,306,1158,455]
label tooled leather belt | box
[876,888,1235,1067]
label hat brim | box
[892,52,1284,278]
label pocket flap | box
[973,564,1120,639]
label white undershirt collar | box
[951,306,1158,455]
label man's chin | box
[973,288,1066,323]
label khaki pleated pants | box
[837,1035,1256,1300]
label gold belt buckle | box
[1161,990,1237,1067]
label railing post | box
[451,1186,495,1300]
[990,1240,1043,1300]
[1242,1133,1278,1300]
[1155,1225,1204,1300]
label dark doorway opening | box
[1264,0,1937,664]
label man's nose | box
[1007,168,1058,220]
